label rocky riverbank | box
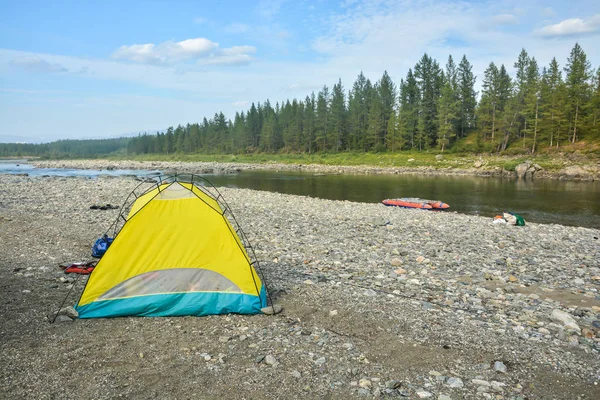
[32,158,600,181]
[1,174,599,399]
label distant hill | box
[0,134,42,144]
[0,137,131,158]
[0,129,165,144]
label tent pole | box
[51,273,84,323]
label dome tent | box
[76,174,269,318]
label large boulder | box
[563,165,586,177]
[559,165,598,181]
[514,161,542,179]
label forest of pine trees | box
[127,43,599,157]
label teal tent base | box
[76,286,267,318]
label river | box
[1,161,599,229]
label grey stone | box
[562,165,587,178]
[261,304,283,315]
[550,309,581,334]
[54,315,73,323]
[445,377,464,388]
[314,357,326,365]
[415,390,433,398]
[493,361,507,373]
[385,380,402,389]
[514,162,538,179]
[57,306,79,319]
[490,381,506,392]
[265,355,278,366]
[358,378,371,388]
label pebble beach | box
[1,164,599,399]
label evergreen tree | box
[329,79,347,151]
[247,103,260,150]
[366,83,384,151]
[564,43,592,143]
[378,71,397,144]
[385,107,404,151]
[399,70,420,149]
[164,126,174,154]
[437,77,458,151]
[478,62,499,142]
[232,112,246,152]
[415,54,441,147]
[457,55,477,138]
[347,72,371,151]
[302,93,316,153]
[261,110,277,152]
[540,60,563,147]
[315,85,330,151]
[523,57,540,152]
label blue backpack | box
[92,235,114,258]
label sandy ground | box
[0,174,599,400]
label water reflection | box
[205,171,600,229]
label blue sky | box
[1,0,599,142]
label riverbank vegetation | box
[2,43,598,165]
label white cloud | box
[9,55,68,73]
[537,14,600,38]
[490,14,518,25]
[256,0,285,20]
[225,23,250,34]
[193,16,206,24]
[200,46,256,66]
[232,100,250,107]
[112,37,255,66]
[112,38,217,64]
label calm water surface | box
[1,161,598,229]
[205,171,600,229]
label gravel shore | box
[31,158,600,181]
[1,174,599,399]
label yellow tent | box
[76,176,267,318]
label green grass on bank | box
[104,150,598,172]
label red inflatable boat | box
[382,198,449,210]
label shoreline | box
[0,174,599,399]
[30,158,600,181]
